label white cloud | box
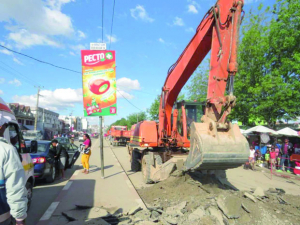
[130,5,154,23]
[9,78,22,87]
[158,38,165,43]
[0,42,13,55]
[0,90,3,95]
[185,27,194,32]
[8,29,61,49]
[78,30,86,39]
[117,77,141,91]
[12,88,83,111]
[173,17,184,26]
[0,78,5,84]
[69,51,76,56]
[116,77,141,100]
[106,35,118,43]
[187,5,198,14]
[0,0,75,48]
[13,57,24,65]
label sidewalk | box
[37,139,145,225]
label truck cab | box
[0,97,35,210]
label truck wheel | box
[142,155,153,184]
[131,149,141,172]
[46,166,56,183]
[26,182,33,211]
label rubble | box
[217,195,241,219]
[253,187,265,197]
[243,192,257,203]
[128,205,143,215]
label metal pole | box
[99,116,104,178]
[34,86,40,131]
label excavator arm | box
[158,0,249,170]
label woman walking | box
[81,134,92,174]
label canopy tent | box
[277,127,299,137]
[244,125,278,135]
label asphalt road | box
[26,140,82,225]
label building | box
[9,103,35,130]
[31,107,60,139]
[59,116,83,132]
[82,118,89,132]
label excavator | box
[129,0,249,183]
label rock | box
[75,204,93,209]
[188,206,206,221]
[244,192,257,203]
[163,216,178,224]
[241,203,251,213]
[128,206,143,215]
[208,207,225,225]
[84,218,111,225]
[166,201,186,216]
[136,222,157,225]
[118,218,132,225]
[151,210,160,220]
[268,188,277,193]
[134,209,151,221]
[88,207,110,218]
[181,208,187,214]
[217,195,241,219]
[253,187,265,197]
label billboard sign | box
[81,50,116,117]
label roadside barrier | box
[270,155,300,180]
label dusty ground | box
[135,172,300,225]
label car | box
[28,140,80,183]
[79,135,84,142]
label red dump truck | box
[109,126,131,146]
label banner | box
[81,50,117,116]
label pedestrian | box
[52,139,68,179]
[0,118,27,225]
[249,145,256,170]
[277,138,294,173]
[265,150,270,168]
[81,134,92,174]
[270,146,277,170]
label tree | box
[231,1,300,128]
[185,60,209,102]
[147,95,160,121]
[127,112,147,127]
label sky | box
[0,0,272,126]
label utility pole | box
[34,86,41,131]
[99,116,104,178]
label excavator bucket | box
[183,121,249,171]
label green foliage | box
[109,112,147,129]
[184,60,209,102]
[147,95,160,121]
[231,0,300,128]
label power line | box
[109,0,116,50]
[0,61,40,86]
[102,0,104,43]
[117,89,143,112]
[0,44,81,74]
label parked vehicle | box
[0,97,35,210]
[109,126,131,146]
[23,130,43,141]
[28,140,80,183]
[79,135,84,142]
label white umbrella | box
[277,127,299,137]
[244,125,278,135]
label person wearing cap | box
[0,117,27,225]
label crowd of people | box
[248,137,300,175]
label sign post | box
[81,43,117,179]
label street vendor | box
[277,138,293,173]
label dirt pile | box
[125,172,300,225]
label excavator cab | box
[175,101,205,139]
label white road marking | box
[62,181,73,191]
[74,170,80,176]
[39,202,59,221]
